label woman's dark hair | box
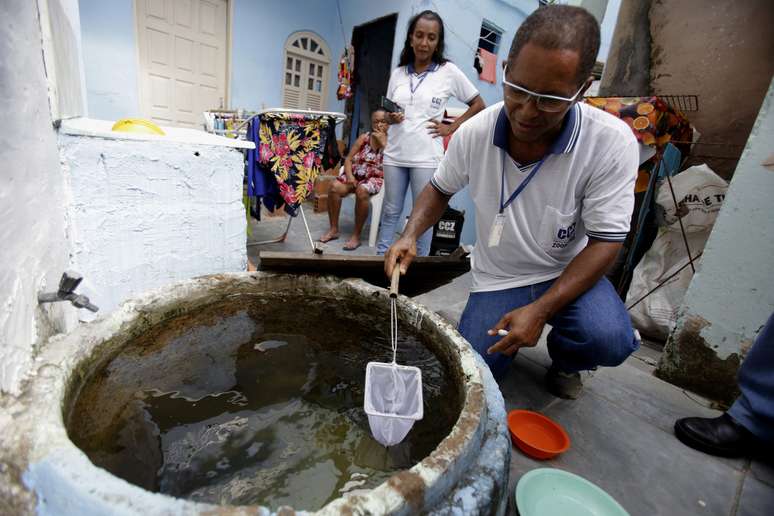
[398,10,448,67]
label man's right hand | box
[385,236,417,278]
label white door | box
[136,0,228,128]
[282,32,330,111]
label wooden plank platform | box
[258,249,470,297]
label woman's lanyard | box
[489,150,547,247]
[408,63,437,104]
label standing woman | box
[377,10,485,256]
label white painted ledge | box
[59,117,255,150]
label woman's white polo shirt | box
[383,62,479,169]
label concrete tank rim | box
[10,272,495,515]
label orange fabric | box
[478,48,497,84]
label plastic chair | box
[368,186,385,248]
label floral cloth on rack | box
[258,113,330,210]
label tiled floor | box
[248,199,774,516]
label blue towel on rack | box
[246,118,281,215]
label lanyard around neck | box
[409,62,436,95]
[499,151,548,214]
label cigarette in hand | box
[487,329,509,336]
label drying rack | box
[235,107,346,135]
[245,107,348,251]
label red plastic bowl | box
[507,409,571,460]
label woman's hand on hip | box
[427,120,453,138]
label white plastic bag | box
[627,164,728,340]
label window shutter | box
[282,32,330,111]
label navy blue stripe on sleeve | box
[430,177,454,196]
[586,230,628,242]
[464,92,481,104]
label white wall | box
[1,0,248,395]
[40,0,88,119]
[671,78,774,357]
[656,77,774,402]
[59,132,248,317]
[0,0,78,395]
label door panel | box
[137,0,228,128]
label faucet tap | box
[38,271,99,313]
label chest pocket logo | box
[430,97,442,109]
[555,222,577,247]
[538,206,580,255]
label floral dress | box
[337,133,384,195]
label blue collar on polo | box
[407,61,440,74]
[492,103,583,156]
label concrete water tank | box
[0,273,510,515]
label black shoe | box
[545,366,583,400]
[674,413,757,457]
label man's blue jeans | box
[376,165,435,256]
[458,277,639,380]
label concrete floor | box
[247,198,774,516]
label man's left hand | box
[486,303,550,355]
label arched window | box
[282,32,331,110]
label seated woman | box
[319,109,387,250]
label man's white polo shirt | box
[431,101,638,292]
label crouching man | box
[384,5,640,399]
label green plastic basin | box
[516,468,630,516]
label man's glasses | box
[502,65,585,113]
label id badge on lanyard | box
[488,152,547,248]
[488,213,505,247]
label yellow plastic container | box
[111,118,165,136]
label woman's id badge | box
[488,213,505,247]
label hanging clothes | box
[477,48,497,84]
[257,113,330,215]
[337,45,354,100]
[245,118,280,216]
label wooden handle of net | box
[389,263,401,298]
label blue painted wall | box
[79,0,140,119]
[230,0,342,112]
[385,0,535,245]
[78,0,617,120]
[327,0,535,245]
[78,0,621,246]
[597,0,621,62]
